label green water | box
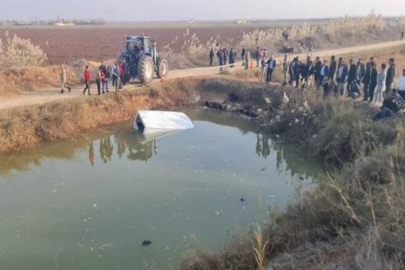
[0,109,324,270]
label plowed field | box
[0,27,250,65]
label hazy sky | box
[0,0,403,21]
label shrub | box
[0,31,48,69]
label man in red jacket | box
[83,66,91,95]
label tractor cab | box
[123,36,156,58]
[119,35,168,84]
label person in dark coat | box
[298,61,306,88]
[293,58,300,88]
[347,59,357,93]
[306,60,315,88]
[356,59,365,84]
[368,62,378,102]
[362,62,372,101]
[229,48,236,68]
[209,47,214,66]
[386,58,396,94]
[255,47,261,67]
[223,48,229,66]
[217,49,224,71]
[266,55,276,83]
[315,57,322,89]
[289,59,295,85]
[241,46,246,66]
[329,55,337,81]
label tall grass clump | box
[0,31,48,69]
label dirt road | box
[0,40,404,110]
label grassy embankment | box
[178,46,405,269]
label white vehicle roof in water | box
[134,110,194,134]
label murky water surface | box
[0,109,324,270]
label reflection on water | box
[0,108,324,270]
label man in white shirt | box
[398,69,405,100]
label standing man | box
[96,67,102,95]
[83,65,91,95]
[217,49,224,71]
[112,62,118,88]
[374,63,386,105]
[348,59,357,93]
[401,31,404,41]
[336,57,343,78]
[209,47,214,66]
[329,56,337,81]
[282,54,289,86]
[261,53,269,82]
[319,60,329,84]
[368,62,378,103]
[315,57,322,89]
[104,65,110,93]
[293,57,300,88]
[356,59,365,85]
[122,60,129,86]
[386,58,396,95]
[362,62,372,101]
[241,46,246,67]
[245,50,251,70]
[60,64,71,94]
[119,62,124,89]
[266,55,276,84]
[289,58,295,85]
[223,48,229,66]
[229,48,235,68]
[337,60,348,96]
[255,47,261,67]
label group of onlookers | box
[63,61,132,95]
[210,47,238,70]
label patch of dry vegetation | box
[164,13,403,69]
[0,31,47,69]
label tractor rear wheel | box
[156,58,169,79]
[138,55,154,84]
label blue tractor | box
[120,36,169,84]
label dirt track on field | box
[0,40,404,110]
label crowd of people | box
[208,43,405,120]
[60,60,133,95]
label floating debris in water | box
[99,243,113,250]
[93,204,97,208]
[142,240,152,246]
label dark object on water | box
[142,240,152,246]
[299,177,304,180]
[240,198,245,202]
